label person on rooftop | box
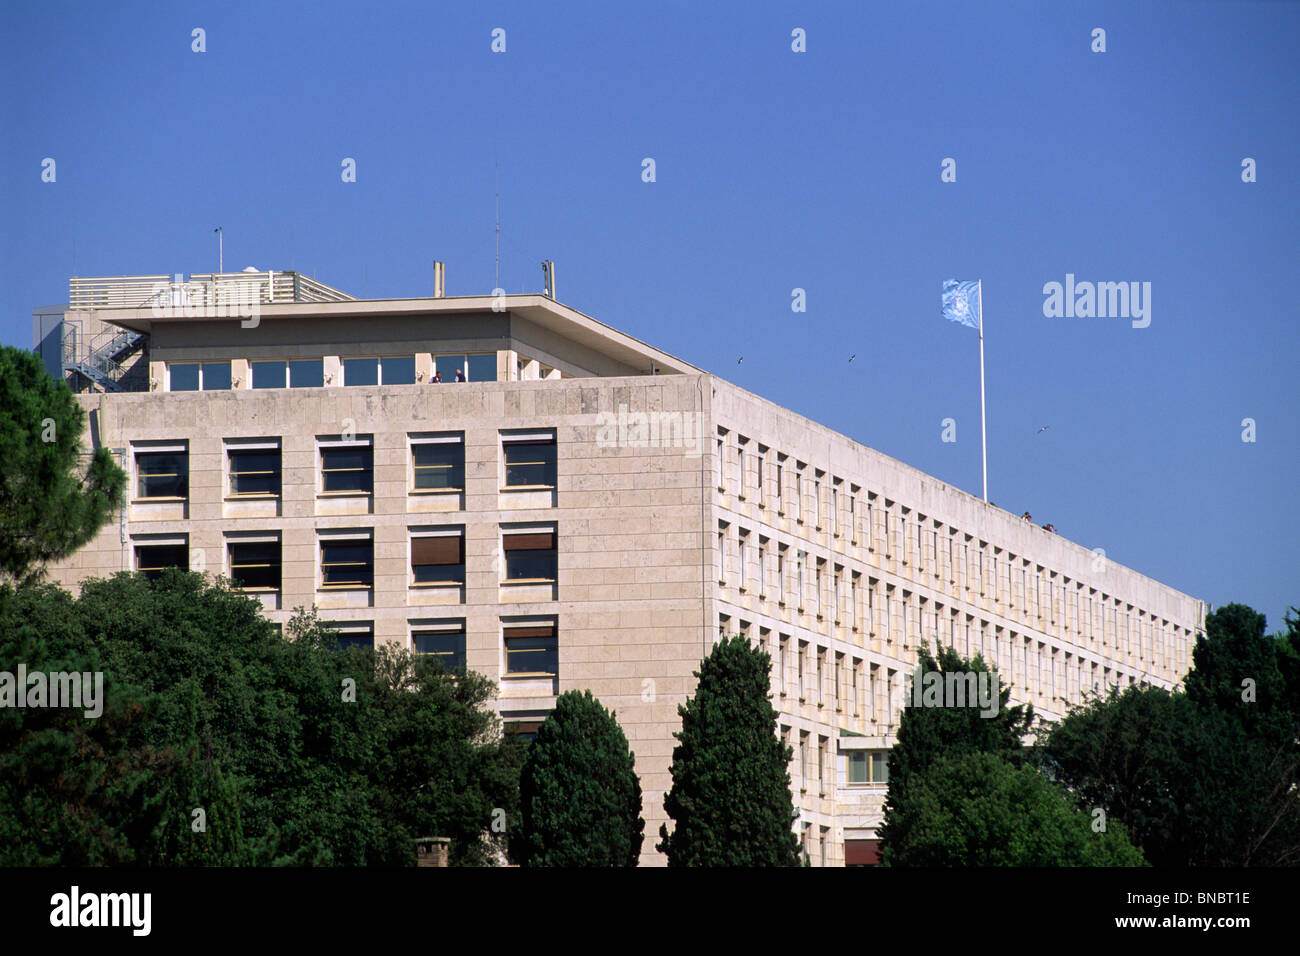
[430,370,442,383]
[455,368,466,382]
[1022,511,1033,521]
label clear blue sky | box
[2,1,1297,632]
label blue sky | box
[2,1,1297,632]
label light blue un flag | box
[942,279,981,329]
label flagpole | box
[978,279,988,503]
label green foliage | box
[886,751,1146,866]
[0,574,520,865]
[517,689,643,866]
[1040,603,1300,867]
[0,345,125,584]
[657,635,801,866]
[878,643,1142,866]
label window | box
[502,431,557,487]
[777,546,786,602]
[504,622,558,676]
[758,537,768,595]
[320,437,373,494]
[252,360,287,389]
[756,446,766,502]
[320,532,374,588]
[135,443,188,499]
[343,357,378,386]
[410,434,465,490]
[290,359,324,388]
[502,528,557,581]
[412,621,466,671]
[776,456,786,512]
[169,361,231,391]
[327,621,374,652]
[382,356,416,385]
[738,530,749,589]
[228,536,281,591]
[434,354,497,382]
[411,530,465,585]
[134,537,187,581]
[227,440,281,497]
[718,524,728,582]
[847,751,889,785]
[735,439,745,496]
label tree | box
[0,573,521,865]
[0,345,125,585]
[657,634,801,866]
[886,751,1146,866]
[517,689,643,866]
[879,643,1034,863]
[1040,604,1300,866]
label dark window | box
[229,448,281,496]
[136,544,187,581]
[503,531,557,581]
[467,354,496,382]
[202,362,232,390]
[504,439,556,487]
[321,445,373,493]
[170,363,199,391]
[136,450,188,498]
[412,442,464,490]
[229,540,281,591]
[413,629,466,671]
[330,624,374,652]
[436,355,466,380]
[412,535,465,585]
[289,359,324,388]
[506,720,544,744]
[252,361,287,389]
[343,357,378,386]
[504,625,558,675]
[321,540,374,588]
[381,356,416,385]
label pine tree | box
[517,689,643,866]
[657,634,801,866]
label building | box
[35,269,1207,866]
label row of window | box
[724,616,1151,720]
[131,431,557,501]
[716,427,1191,667]
[718,516,1189,673]
[283,618,559,677]
[134,525,558,592]
[167,354,499,391]
[782,726,889,794]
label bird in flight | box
[737,356,743,364]
[1036,425,1050,434]
[849,354,856,363]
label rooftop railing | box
[69,271,355,310]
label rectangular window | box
[504,623,558,676]
[320,438,374,494]
[503,432,557,487]
[502,529,557,581]
[134,539,187,581]
[381,355,416,385]
[847,751,890,785]
[411,434,465,490]
[320,534,374,589]
[738,531,749,588]
[343,357,379,386]
[228,538,281,591]
[411,531,465,585]
[412,622,466,671]
[135,443,188,499]
[328,621,374,652]
[252,360,287,389]
[735,440,745,496]
[289,359,324,388]
[169,363,199,391]
[169,362,231,391]
[227,441,281,497]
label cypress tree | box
[657,635,801,866]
